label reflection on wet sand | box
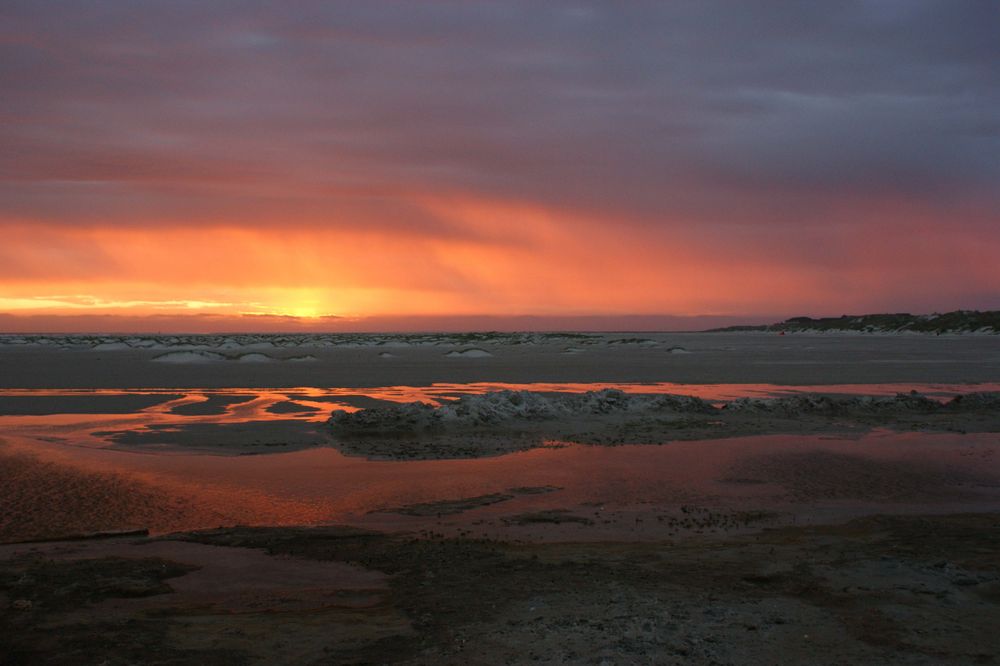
[2,425,999,544]
[2,381,1000,544]
[3,382,1000,665]
[3,381,1000,450]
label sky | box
[1,1,998,332]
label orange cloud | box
[1,186,999,332]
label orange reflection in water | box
[2,381,999,450]
[4,428,1000,543]
[4,380,999,417]
[4,381,1000,541]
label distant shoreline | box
[707,309,999,335]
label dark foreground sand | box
[2,436,1000,665]
[2,514,999,665]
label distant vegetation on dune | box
[708,310,1000,334]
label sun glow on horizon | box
[1,189,997,331]
[255,301,332,320]
[2,2,998,335]
[0,296,243,312]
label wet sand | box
[0,445,231,542]
[2,514,999,664]
[2,332,999,388]
[4,382,1000,460]
[3,424,1000,542]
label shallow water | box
[3,380,999,435]
[3,425,999,542]
[2,382,1000,543]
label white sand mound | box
[151,351,226,364]
[236,353,274,363]
[378,352,398,358]
[91,342,131,351]
[151,350,316,364]
[445,348,494,358]
[607,337,659,346]
[666,346,692,354]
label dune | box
[126,338,160,348]
[151,351,227,363]
[445,348,494,358]
[235,353,274,363]
[91,342,131,351]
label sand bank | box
[328,388,1000,459]
[2,332,999,388]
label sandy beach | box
[1,333,999,663]
[2,332,999,388]
[5,1,999,661]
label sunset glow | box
[3,5,1000,660]
[2,2,998,331]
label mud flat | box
[2,423,1000,663]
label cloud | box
[0,311,771,334]
[0,1,998,320]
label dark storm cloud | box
[1,0,998,237]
